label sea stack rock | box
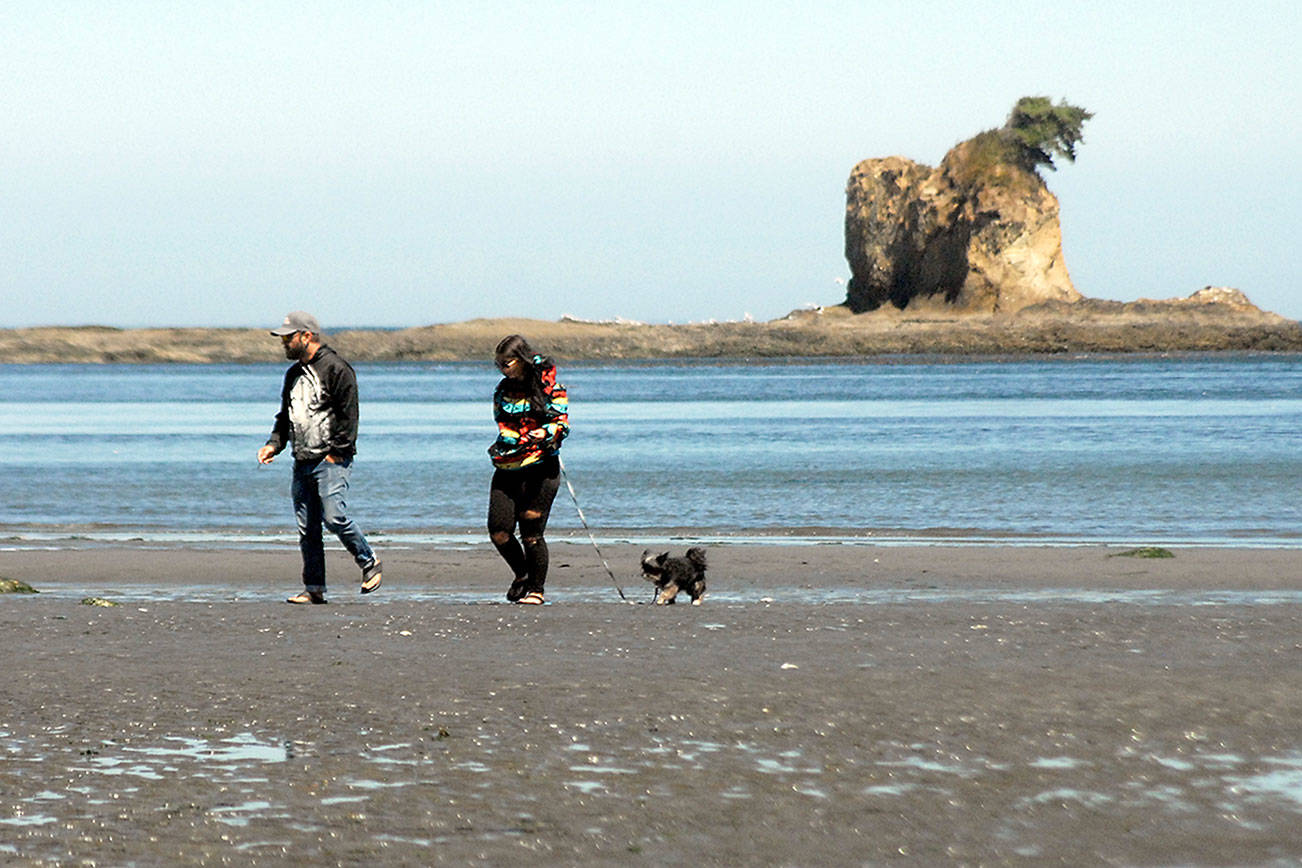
[844,136,1082,314]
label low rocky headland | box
[1,288,1299,363]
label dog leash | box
[558,456,628,601]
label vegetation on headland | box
[1002,96,1092,174]
[946,96,1092,191]
[1,297,1299,363]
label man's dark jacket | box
[265,346,361,461]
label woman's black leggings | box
[487,455,560,593]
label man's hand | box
[257,445,278,464]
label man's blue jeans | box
[292,457,376,593]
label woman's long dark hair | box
[495,334,554,411]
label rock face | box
[844,138,1082,313]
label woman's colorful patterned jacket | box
[488,356,569,470]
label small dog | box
[640,547,708,605]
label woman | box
[487,335,570,604]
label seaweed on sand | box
[1109,547,1174,559]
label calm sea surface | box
[1,355,1300,548]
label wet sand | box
[2,544,1301,864]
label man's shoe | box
[361,560,383,594]
[287,591,327,604]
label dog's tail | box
[685,547,708,569]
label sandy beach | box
[2,543,1301,864]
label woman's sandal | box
[360,560,383,594]
[287,591,327,604]
[506,577,529,602]
[516,591,545,605]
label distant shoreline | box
[2,301,1300,363]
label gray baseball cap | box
[270,311,322,336]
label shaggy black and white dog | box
[640,547,708,605]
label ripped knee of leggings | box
[519,510,546,540]
[489,530,513,547]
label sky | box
[3,0,1299,328]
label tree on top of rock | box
[1001,96,1093,173]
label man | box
[257,311,382,603]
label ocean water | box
[1,355,1300,547]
